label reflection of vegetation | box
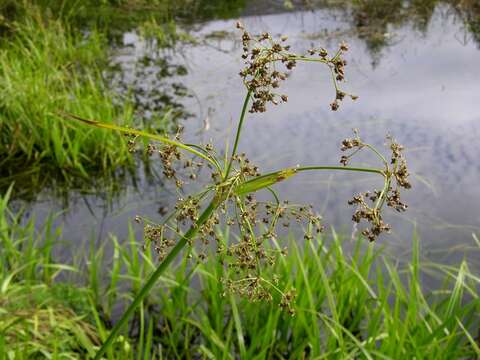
[138,18,196,48]
[455,0,480,45]
[349,0,403,50]
[0,0,247,34]
[0,164,131,204]
[172,0,247,21]
[108,52,192,127]
[308,0,480,59]
[2,1,479,51]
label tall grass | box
[192,230,480,359]
[0,0,247,34]
[0,8,136,178]
[0,187,134,358]
[0,187,98,358]
[1,188,479,359]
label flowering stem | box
[224,90,252,179]
[363,144,388,166]
[233,165,384,196]
[246,165,383,185]
[289,55,329,64]
[296,166,384,175]
[94,200,219,359]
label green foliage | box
[0,0,247,34]
[0,188,135,359]
[1,189,479,359]
[0,188,97,358]
[0,7,136,178]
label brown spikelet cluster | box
[124,125,205,190]
[158,127,185,186]
[143,224,174,261]
[279,289,297,316]
[135,138,324,304]
[389,137,411,190]
[236,21,356,113]
[124,133,139,153]
[217,194,322,312]
[341,131,411,241]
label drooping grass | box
[0,8,137,178]
[1,188,479,359]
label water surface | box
[19,1,480,262]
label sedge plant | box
[62,22,412,358]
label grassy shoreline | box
[1,189,478,359]
[0,8,138,179]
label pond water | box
[18,1,480,262]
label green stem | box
[375,176,391,211]
[289,55,329,64]
[94,200,218,360]
[363,144,388,166]
[233,165,384,196]
[296,166,384,175]
[374,160,396,211]
[246,166,384,185]
[224,90,252,179]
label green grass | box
[0,0,247,34]
[0,186,134,359]
[0,188,479,359]
[0,7,137,179]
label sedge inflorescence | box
[236,21,357,113]
[61,21,417,358]
[341,131,411,241]
[105,24,410,315]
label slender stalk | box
[233,166,384,196]
[363,144,388,166]
[296,166,384,175]
[224,90,252,179]
[94,200,218,359]
[289,55,329,64]
[241,166,384,186]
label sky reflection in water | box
[26,3,480,261]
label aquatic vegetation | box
[0,188,479,358]
[65,24,415,357]
[0,2,233,191]
[0,0,247,35]
[0,8,137,178]
[0,187,132,358]
[138,17,195,48]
